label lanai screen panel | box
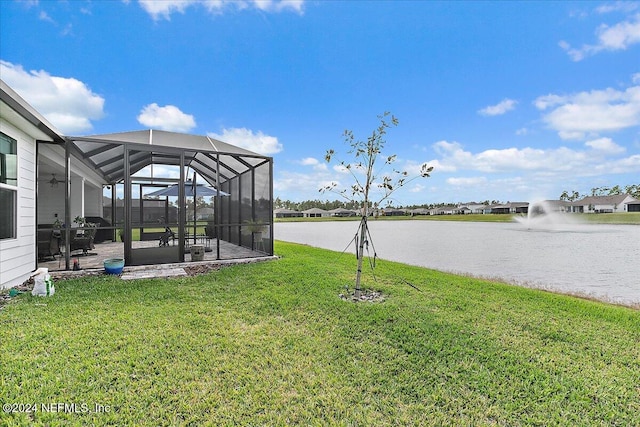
[240,171,252,248]
[255,161,272,252]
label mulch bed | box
[183,264,223,276]
[340,289,386,303]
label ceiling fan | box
[48,173,66,188]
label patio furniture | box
[61,225,97,256]
[37,229,61,260]
[85,216,112,243]
[185,232,212,252]
[159,227,175,247]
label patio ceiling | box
[68,130,271,186]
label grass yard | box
[1,242,639,425]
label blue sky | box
[1,0,639,205]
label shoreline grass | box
[1,242,639,425]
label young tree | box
[322,112,433,298]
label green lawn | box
[1,242,639,425]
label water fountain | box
[514,200,580,230]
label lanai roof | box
[68,129,270,186]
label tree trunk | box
[354,215,367,298]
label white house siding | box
[37,184,66,224]
[0,119,37,289]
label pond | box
[275,220,640,307]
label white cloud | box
[534,85,640,140]
[274,169,332,198]
[299,157,327,171]
[208,127,283,155]
[423,158,457,173]
[632,73,640,84]
[137,0,192,20]
[39,10,55,23]
[332,164,351,174]
[585,137,626,154]
[0,60,105,134]
[478,98,518,116]
[596,2,639,15]
[300,157,319,166]
[429,139,638,175]
[409,183,425,193]
[426,139,640,202]
[446,176,487,187]
[561,13,640,61]
[137,103,196,132]
[138,0,304,20]
[252,0,304,13]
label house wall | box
[85,185,103,217]
[37,183,65,224]
[37,144,106,223]
[0,118,37,289]
[582,199,630,213]
[37,179,103,223]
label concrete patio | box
[38,239,271,272]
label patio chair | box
[159,227,175,247]
[63,224,97,256]
[37,229,61,260]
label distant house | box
[302,208,330,218]
[481,205,494,214]
[491,204,511,214]
[570,194,638,213]
[328,207,356,217]
[410,208,430,216]
[432,205,458,215]
[195,207,215,220]
[103,198,178,224]
[627,200,640,212]
[273,208,303,218]
[459,203,485,214]
[458,206,472,215]
[382,207,406,216]
[508,202,529,214]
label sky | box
[1,0,639,206]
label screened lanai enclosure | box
[37,130,273,270]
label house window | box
[0,132,17,240]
